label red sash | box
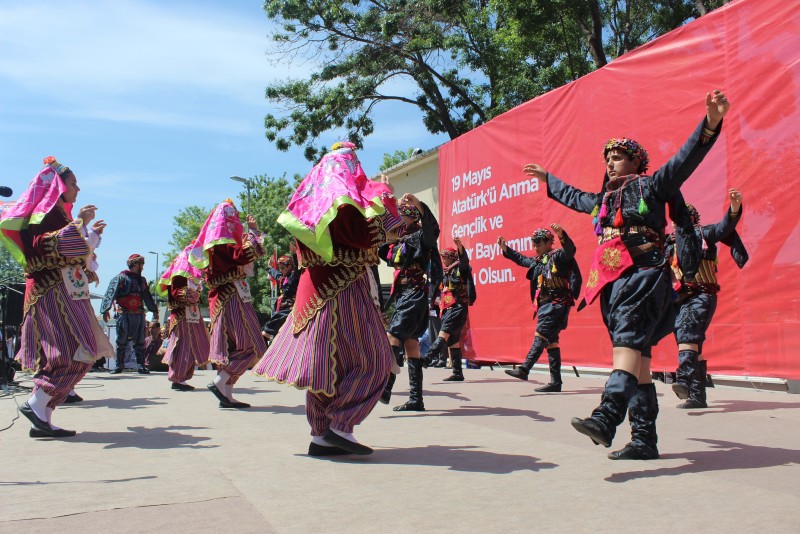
[582,237,635,305]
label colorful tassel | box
[591,205,599,217]
[613,208,624,227]
[638,197,649,215]
[594,222,603,235]
[598,203,609,219]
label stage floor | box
[2,366,799,532]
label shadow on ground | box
[244,404,307,415]
[305,444,558,474]
[63,425,216,450]
[685,400,800,415]
[0,476,158,487]
[63,397,169,410]
[605,438,800,483]
[381,404,555,422]
[521,387,605,398]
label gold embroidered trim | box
[291,264,367,333]
[210,283,237,325]
[586,269,599,289]
[207,268,245,289]
[298,217,385,269]
[299,246,380,269]
[23,269,62,313]
[167,309,184,336]
[169,287,189,307]
[600,247,623,271]
[24,250,86,274]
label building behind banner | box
[384,0,799,383]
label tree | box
[166,174,302,319]
[380,148,416,171]
[234,174,300,317]
[165,205,212,265]
[0,246,23,283]
[263,0,729,160]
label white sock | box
[331,428,358,443]
[69,389,77,397]
[214,371,232,398]
[45,407,62,430]
[311,436,333,446]
[27,388,51,422]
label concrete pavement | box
[1,366,799,533]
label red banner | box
[439,0,800,379]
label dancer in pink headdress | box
[157,242,210,391]
[253,141,401,457]
[0,157,105,438]
[189,200,266,409]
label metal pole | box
[247,181,251,214]
[148,251,159,305]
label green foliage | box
[165,205,211,264]
[166,174,303,320]
[380,148,416,171]
[263,0,728,160]
[0,246,23,283]
[235,174,300,317]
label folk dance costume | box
[0,157,105,437]
[252,141,400,456]
[261,254,300,339]
[544,111,725,460]
[189,200,266,409]
[157,242,211,391]
[667,198,747,408]
[422,245,474,382]
[501,228,580,391]
[100,254,159,374]
[380,201,441,411]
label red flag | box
[269,248,278,288]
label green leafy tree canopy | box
[166,174,302,319]
[263,0,730,161]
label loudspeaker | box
[1,283,25,326]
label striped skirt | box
[16,282,98,407]
[252,272,392,397]
[210,291,266,377]
[163,316,211,383]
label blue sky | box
[0,0,448,304]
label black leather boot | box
[112,344,126,373]
[673,349,698,399]
[609,383,660,460]
[505,336,547,381]
[535,347,563,392]
[443,347,464,382]
[571,369,638,447]
[422,336,446,369]
[678,360,708,409]
[391,345,404,368]
[380,373,396,405]
[394,358,425,411]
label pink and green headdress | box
[603,138,649,174]
[0,156,71,267]
[157,241,204,297]
[277,141,399,262]
[188,199,243,270]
